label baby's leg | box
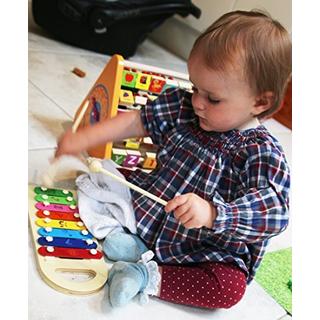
[158,262,247,309]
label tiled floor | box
[28,3,291,319]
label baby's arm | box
[165,142,290,243]
[55,110,148,158]
[209,143,290,242]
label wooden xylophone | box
[28,185,108,295]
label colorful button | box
[135,73,152,90]
[111,148,127,165]
[149,77,166,94]
[119,89,134,105]
[123,150,141,168]
[142,152,157,169]
[122,70,137,88]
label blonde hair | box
[190,10,292,119]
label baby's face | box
[187,54,259,132]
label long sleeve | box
[211,141,290,243]
[140,88,185,145]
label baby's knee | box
[196,272,247,309]
[218,283,246,308]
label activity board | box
[28,185,108,295]
[74,54,192,172]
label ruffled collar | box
[179,90,271,151]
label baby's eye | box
[208,96,220,104]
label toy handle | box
[40,261,108,295]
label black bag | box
[32,0,201,58]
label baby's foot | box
[108,261,148,307]
[103,232,148,262]
[108,253,161,307]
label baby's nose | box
[192,95,206,112]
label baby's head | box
[187,10,291,131]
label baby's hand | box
[165,193,217,229]
[55,128,87,159]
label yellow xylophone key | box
[35,218,86,230]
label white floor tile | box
[29,149,56,185]
[29,82,72,149]
[29,51,108,117]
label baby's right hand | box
[55,128,86,159]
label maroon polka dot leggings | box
[158,262,247,309]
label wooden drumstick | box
[72,100,90,133]
[87,158,168,206]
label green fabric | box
[255,247,292,314]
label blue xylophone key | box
[37,236,97,249]
[38,227,93,240]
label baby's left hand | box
[165,193,217,229]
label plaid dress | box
[126,88,290,282]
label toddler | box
[55,10,292,309]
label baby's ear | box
[252,91,274,116]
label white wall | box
[150,0,292,60]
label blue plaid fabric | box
[126,88,290,282]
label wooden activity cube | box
[74,54,192,172]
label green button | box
[111,154,126,165]
[122,71,137,88]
